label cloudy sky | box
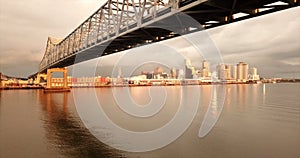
[0,0,299,78]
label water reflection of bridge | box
[37,91,124,157]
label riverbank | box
[1,80,300,90]
[0,86,43,90]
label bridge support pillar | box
[46,70,51,89]
[0,72,2,88]
[45,68,70,92]
[36,73,47,84]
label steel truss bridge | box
[39,0,299,73]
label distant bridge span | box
[38,0,299,73]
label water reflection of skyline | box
[199,85,226,138]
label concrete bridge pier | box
[45,68,70,92]
[35,73,47,85]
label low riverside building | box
[50,76,112,87]
[1,78,29,87]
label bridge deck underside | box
[183,0,298,28]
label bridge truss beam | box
[39,0,299,73]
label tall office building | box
[154,67,163,75]
[201,60,211,78]
[178,69,184,79]
[117,67,122,78]
[249,67,260,81]
[250,67,257,76]
[185,65,193,79]
[170,68,177,79]
[184,59,195,79]
[202,69,209,78]
[232,65,237,80]
[242,63,249,80]
[217,64,231,80]
[237,62,248,82]
[226,65,231,79]
[217,64,225,80]
[185,59,192,68]
[202,60,210,71]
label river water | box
[0,83,299,158]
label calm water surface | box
[0,83,299,158]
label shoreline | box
[1,81,300,90]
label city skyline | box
[131,59,261,81]
[0,1,299,78]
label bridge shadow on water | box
[37,90,126,158]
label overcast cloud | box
[0,0,299,78]
[0,0,105,77]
